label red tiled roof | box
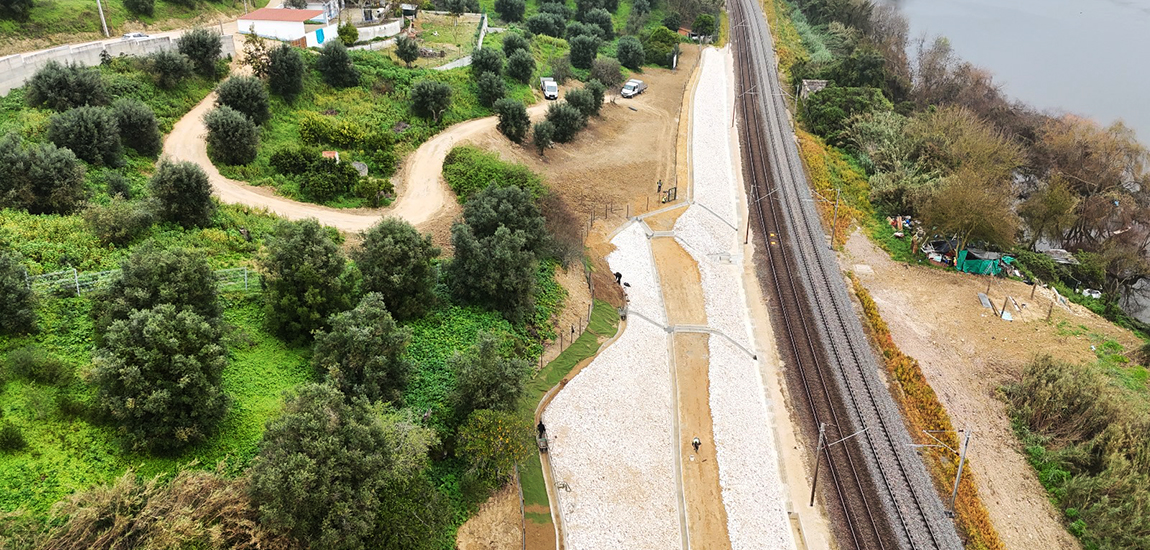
[240,8,325,22]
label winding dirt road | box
[163,92,547,232]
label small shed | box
[400,3,419,18]
[800,79,829,100]
[238,8,326,42]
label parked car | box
[122,32,149,39]
[621,79,647,98]
[540,77,559,100]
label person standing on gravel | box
[692,437,701,452]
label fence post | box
[73,268,80,295]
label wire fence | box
[26,267,260,296]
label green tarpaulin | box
[956,250,1014,275]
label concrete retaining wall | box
[0,35,237,96]
[356,20,402,41]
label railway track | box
[728,0,964,548]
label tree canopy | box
[353,218,441,321]
[260,219,353,341]
[312,293,412,404]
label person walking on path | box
[692,437,701,452]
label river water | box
[888,0,1150,143]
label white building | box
[237,8,326,42]
[305,0,341,24]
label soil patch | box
[652,237,707,326]
[839,229,1140,549]
[456,483,524,550]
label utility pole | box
[809,423,869,507]
[96,0,110,37]
[830,187,840,247]
[909,429,973,517]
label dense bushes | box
[4,345,72,385]
[83,196,155,246]
[802,86,892,145]
[476,71,505,107]
[494,98,530,143]
[0,132,87,215]
[545,101,585,143]
[354,218,440,321]
[0,252,35,335]
[268,44,305,100]
[123,0,153,16]
[249,383,435,550]
[260,219,353,341]
[302,157,362,202]
[111,98,162,156]
[442,145,544,200]
[149,159,215,228]
[270,144,323,175]
[146,50,194,89]
[317,40,360,88]
[506,49,535,84]
[410,79,452,122]
[26,61,107,111]
[494,0,525,22]
[216,76,270,125]
[568,34,600,69]
[458,409,532,485]
[643,26,680,67]
[48,106,123,166]
[616,35,645,70]
[313,293,412,403]
[204,106,260,165]
[471,47,504,77]
[177,29,222,77]
[92,304,229,453]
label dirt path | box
[839,230,1143,550]
[162,92,548,233]
[456,484,523,550]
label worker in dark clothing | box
[537,421,546,439]
[657,180,663,193]
[614,271,622,284]
[692,437,701,452]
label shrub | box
[265,44,304,101]
[216,75,270,125]
[442,145,544,200]
[410,79,452,122]
[448,223,537,322]
[525,13,565,38]
[802,86,892,145]
[584,7,614,39]
[105,170,131,198]
[471,47,504,77]
[177,28,222,77]
[5,345,72,385]
[476,70,505,108]
[545,101,585,142]
[550,55,573,84]
[568,34,600,69]
[585,79,606,114]
[146,50,193,89]
[270,144,323,175]
[540,191,583,263]
[590,57,622,86]
[299,157,361,201]
[354,218,440,321]
[616,35,645,70]
[260,219,353,341]
[662,11,681,31]
[92,304,229,453]
[48,106,122,166]
[204,105,259,165]
[533,120,554,154]
[338,21,359,46]
[0,133,87,215]
[0,422,25,453]
[692,13,715,37]
[539,1,571,19]
[494,98,530,143]
[458,409,533,483]
[644,26,680,67]
[317,40,360,88]
[149,159,215,228]
[395,34,419,68]
[564,87,595,118]
[0,0,33,18]
[502,32,530,56]
[123,0,153,16]
[249,383,435,549]
[566,21,601,41]
[26,61,107,111]
[111,98,161,156]
[83,196,155,246]
[92,243,222,339]
[449,332,530,421]
[313,293,412,403]
[0,254,35,335]
[631,0,649,15]
[463,183,548,254]
[506,49,535,84]
[284,0,305,7]
[494,0,525,21]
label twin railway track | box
[729,0,964,548]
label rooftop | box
[240,8,325,22]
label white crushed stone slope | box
[543,221,678,550]
[676,47,796,550]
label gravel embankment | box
[675,47,796,550]
[542,221,679,549]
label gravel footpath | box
[542,222,679,549]
[675,47,795,550]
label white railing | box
[27,266,259,295]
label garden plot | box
[542,221,679,549]
[673,47,795,550]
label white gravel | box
[542,221,680,550]
[675,47,796,550]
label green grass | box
[0,295,312,518]
[0,0,264,49]
[515,299,619,519]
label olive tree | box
[410,79,452,123]
[471,47,504,77]
[25,61,107,111]
[494,98,530,143]
[316,40,360,88]
[177,28,222,77]
[476,70,505,108]
[204,106,259,165]
[616,35,645,70]
[268,43,305,100]
[502,32,529,57]
[506,49,535,84]
[353,218,440,321]
[48,106,122,166]
[568,34,600,69]
[584,7,614,39]
[249,383,435,550]
[545,101,585,142]
[111,98,162,156]
[463,183,549,255]
[447,224,537,323]
[533,120,554,155]
[260,219,353,341]
[0,132,87,215]
[494,0,525,22]
[146,50,194,89]
[395,34,420,68]
[0,253,35,335]
[215,76,270,125]
[149,159,215,228]
[312,293,412,404]
[449,332,530,420]
[92,304,229,453]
